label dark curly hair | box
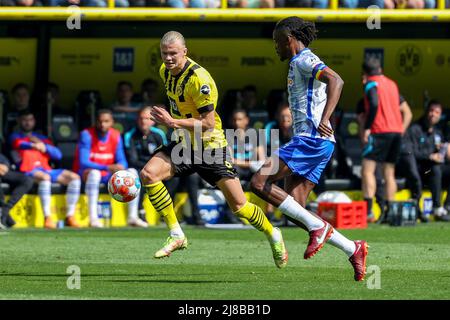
[275,16,317,47]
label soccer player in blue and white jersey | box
[251,17,368,281]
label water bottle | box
[102,202,111,228]
[423,198,433,216]
[97,201,111,228]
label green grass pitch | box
[0,223,449,300]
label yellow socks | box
[145,181,183,237]
[234,201,275,238]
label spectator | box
[265,103,293,156]
[384,0,429,8]
[228,0,275,7]
[360,58,406,222]
[139,78,162,106]
[47,0,129,7]
[0,152,34,229]
[14,0,43,6]
[124,106,169,227]
[167,0,218,7]
[341,0,385,7]
[9,109,81,229]
[110,81,142,119]
[409,100,450,221]
[264,103,293,224]
[394,96,431,222]
[240,85,268,130]
[73,109,131,228]
[230,109,266,185]
[276,0,328,8]
[4,83,32,137]
[128,0,164,6]
[44,82,70,116]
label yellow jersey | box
[159,57,227,150]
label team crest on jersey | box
[200,84,210,95]
[176,85,183,95]
[288,78,294,86]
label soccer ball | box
[108,170,141,203]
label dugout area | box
[0,9,450,227]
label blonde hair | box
[160,31,186,47]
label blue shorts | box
[274,135,335,185]
[101,173,112,184]
[26,168,65,183]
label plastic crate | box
[317,201,368,229]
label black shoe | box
[418,214,429,223]
[1,208,15,228]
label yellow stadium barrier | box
[0,8,449,22]
[6,189,447,228]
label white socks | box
[170,226,184,238]
[86,169,101,222]
[278,195,325,231]
[328,231,357,257]
[269,227,282,243]
[38,180,51,218]
[66,179,81,217]
[127,168,139,221]
[278,195,356,257]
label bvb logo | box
[147,44,162,74]
[396,44,422,76]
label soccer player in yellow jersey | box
[139,31,288,268]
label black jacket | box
[0,153,10,169]
[123,126,167,170]
[408,117,444,161]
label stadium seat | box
[336,112,363,178]
[75,90,103,131]
[52,114,78,142]
[56,141,78,171]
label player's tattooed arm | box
[150,105,215,132]
[317,67,344,137]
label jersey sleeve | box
[186,72,217,114]
[159,63,167,82]
[296,52,327,79]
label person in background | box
[73,109,132,228]
[140,78,162,106]
[124,106,169,227]
[0,152,34,229]
[9,110,81,229]
[360,58,409,223]
[264,103,293,224]
[4,83,33,137]
[230,109,266,185]
[409,100,450,221]
[240,85,269,129]
[110,81,142,118]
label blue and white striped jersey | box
[287,48,335,142]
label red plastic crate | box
[317,201,367,229]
